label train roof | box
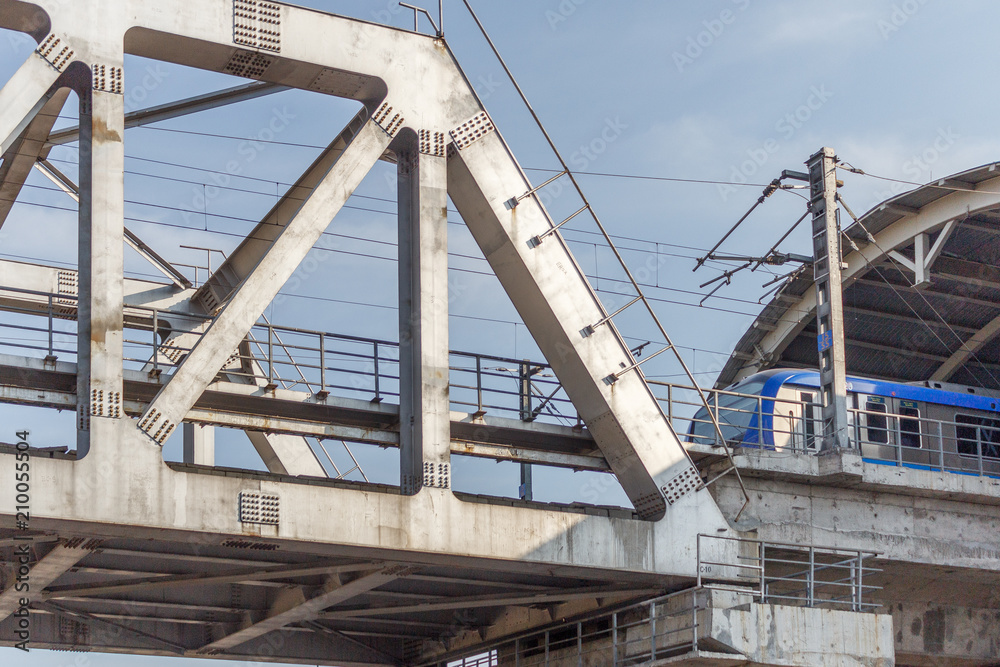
[731,369,1000,412]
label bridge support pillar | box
[77,72,126,456]
[398,141,451,494]
[182,423,215,467]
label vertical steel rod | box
[47,294,54,357]
[808,547,815,607]
[760,543,767,602]
[152,309,159,377]
[612,612,618,666]
[650,602,657,660]
[373,341,381,401]
[576,622,582,667]
[692,592,699,652]
[267,325,274,386]
[319,332,326,391]
[476,355,484,413]
[938,422,945,472]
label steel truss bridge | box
[0,2,997,666]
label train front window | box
[865,400,889,444]
[899,401,921,448]
[956,414,1000,459]
[689,379,766,445]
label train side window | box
[899,401,921,448]
[957,414,1000,459]
[956,414,979,457]
[865,400,889,444]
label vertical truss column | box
[77,63,126,455]
[398,136,451,495]
[808,147,849,450]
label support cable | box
[694,178,783,271]
[750,208,811,272]
[461,0,750,518]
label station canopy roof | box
[716,162,1000,392]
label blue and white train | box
[688,369,1000,475]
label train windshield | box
[688,379,767,445]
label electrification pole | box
[807,147,850,450]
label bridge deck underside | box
[0,525,669,665]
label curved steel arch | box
[718,163,1000,389]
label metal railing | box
[0,286,577,425]
[659,376,1000,478]
[443,534,882,667]
[447,652,497,667]
[697,534,881,613]
[442,588,709,667]
[5,284,998,478]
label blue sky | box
[2,0,999,664]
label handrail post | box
[978,432,985,477]
[896,414,903,467]
[612,612,618,666]
[853,552,861,611]
[319,332,326,391]
[757,395,763,446]
[152,309,159,377]
[576,621,582,667]
[667,383,673,428]
[267,325,274,386]
[476,355,484,414]
[713,390,720,445]
[938,421,945,472]
[47,293,54,358]
[692,590,699,653]
[759,542,766,602]
[808,546,815,607]
[649,602,656,661]
[373,341,381,402]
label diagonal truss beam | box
[448,125,698,520]
[138,113,393,444]
[0,50,64,156]
[196,108,370,312]
[0,88,69,228]
[0,541,99,622]
[197,566,408,654]
[319,586,660,619]
[44,81,289,149]
[43,561,384,599]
